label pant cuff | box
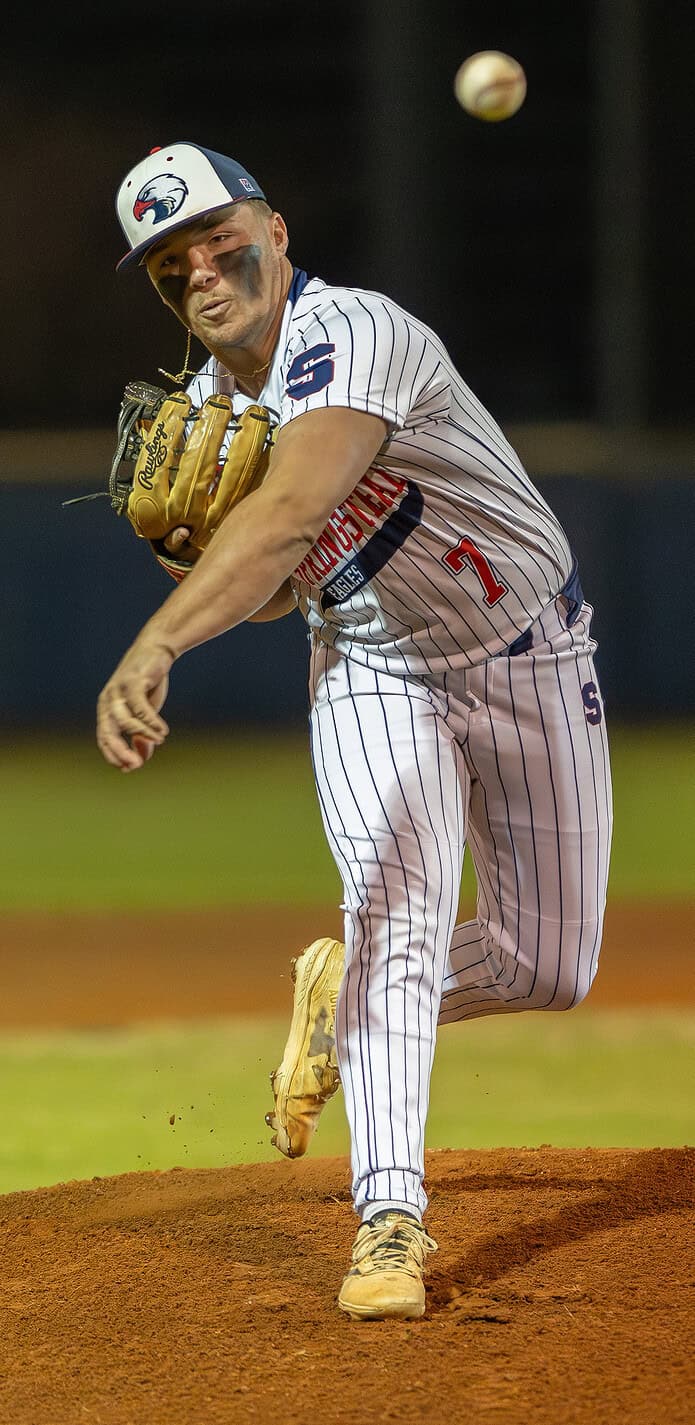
[361,1199,423,1224]
[354,1169,427,1218]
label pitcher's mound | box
[1,1146,692,1425]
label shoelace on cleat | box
[352,1218,438,1272]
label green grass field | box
[0,723,693,908]
[0,725,692,1193]
[0,1012,692,1195]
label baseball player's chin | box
[196,308,249,350]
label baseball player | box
[98,142,613,1322]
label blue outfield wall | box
[1,475,693,728]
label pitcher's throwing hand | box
[96,639,172,771]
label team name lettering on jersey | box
[294,468,423,606]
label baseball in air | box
[454,51,527,121]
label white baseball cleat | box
[265,936,344,1158]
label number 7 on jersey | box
[442,536,508,606]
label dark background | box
[1,0,693,725]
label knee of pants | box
[546,955,599,1012]
[509,921,602,1012]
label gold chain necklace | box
[159,328,270,386]
[158,329,198,385]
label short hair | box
[246,198,272,219]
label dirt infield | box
[0,900,693,1026]
[1,902,693,1423]
[0,1146,693,1425]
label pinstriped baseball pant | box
[309,597,613,1219]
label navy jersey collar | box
[288,267,310,305]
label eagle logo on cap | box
[132,174,189,226]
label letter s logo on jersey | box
[286,343,336,400]
[581,681,603,725]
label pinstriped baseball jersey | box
[188,267,573,675]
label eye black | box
[157,273,187,308]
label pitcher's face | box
[145,202,289,356]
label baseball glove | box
[108,380,277,581]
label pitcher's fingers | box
[96,698,167,772]
[131,734,157,764]
[96,698,167,770]
[96,719,145,771]
[108,685,169,739]
[164,526,191,554]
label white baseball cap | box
[115,141,266,271]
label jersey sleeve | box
[280,290,439,431]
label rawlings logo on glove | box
[108,381,277,581]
